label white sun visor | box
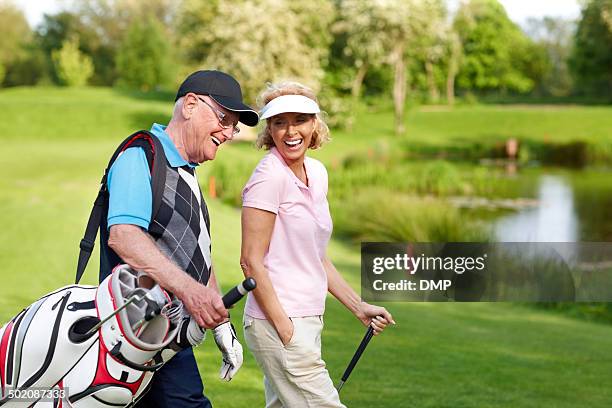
[260,95,320,120]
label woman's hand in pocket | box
[276,317,294,346]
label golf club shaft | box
[337,325,375,392]
[84,293,143,336]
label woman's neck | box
[285,156,308,186]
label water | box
[495,176,578,242]
[493,170,612,242]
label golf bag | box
[0,264,205,407]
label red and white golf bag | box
[0,265,205,407]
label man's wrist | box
[168,271,191,299]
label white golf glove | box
[213,321,243,381]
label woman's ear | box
[310,116,319,148]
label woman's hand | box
[275,317,294,346]
[357,302,395,335]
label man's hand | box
[108,225,228,328]
[357,302,395,335]
[213,322,243,381]
[178,283,228,329]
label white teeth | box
[211,137,221,146]
[285,139,302,147]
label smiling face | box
[183,94,239,163]
[268,112,316,166]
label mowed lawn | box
[1,87,612,407]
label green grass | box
[1,87,612,406]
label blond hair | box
[256,81,330,150]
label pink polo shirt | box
[242,147,333,319]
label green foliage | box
[39,1,179,86]
[333,0,449,134]
[176,0,218,64]
[35,11,114,85]
[0,0,609,103]
[178,0,334,102]
[333,0,391,84]
[535,302,612,324]
[524,17,574,97]
[116,15,173,91]
[208,154,260,207]
[0,1,31,85]
[317,86,355,129]
[419,160,463,195]
[52,36,94,86]
[3,43,49,86]
[570,0,612,96]
[331,188,489,241]
[511,37,551,95]
[454,0,540,94]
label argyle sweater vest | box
[148,165,212,285]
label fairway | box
[1,87,611,407]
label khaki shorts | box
[244,314,346,408]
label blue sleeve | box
[107,147,152,230]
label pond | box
[490,169,612,242]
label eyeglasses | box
[197,96,240,136]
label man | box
[104,70,259,407]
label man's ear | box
[182,94,197,120]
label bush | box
[208,155,259,206]
[419,161,463,196]
[52,36,93,86]
[330,188,489,242]
[116,15,173,91]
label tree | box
[176,0,219,65]
[446,30,463,105]
[116,15,173,91]
[381,0,443,134]
[74,0,180,46]
[0,1,31,85]
[177,0,334,102]
[52,36,94,86]
[413,0,448,103]
[454,0,538,94]
[36,11,112,85]
[569,0,612,96]
[3,43,48,86]
[525,17,574,97]
[56,0,180,85]
[334,0,443,134]
[334,0,389,102]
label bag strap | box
[75,130,167,284]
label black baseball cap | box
[175,70,259,127]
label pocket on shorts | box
[283,317,298,348]
[284,317,323,376]
[243,314,254,330]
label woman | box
[240,81,394,407]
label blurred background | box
[1,0,611,406]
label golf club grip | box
[341,325,375,382]
[222,278,257,308]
